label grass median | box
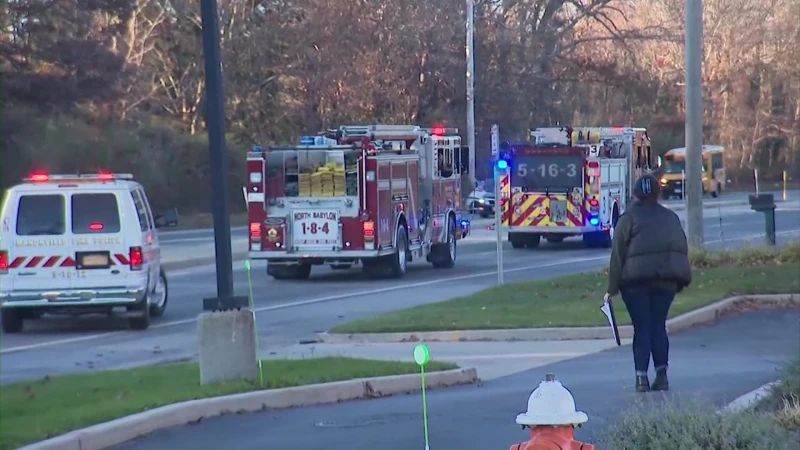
[0,356,456,450]
[331,244,800,334]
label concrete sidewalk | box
[266,339,629,381]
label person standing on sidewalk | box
[605,174,692,392]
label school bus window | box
[711,153,723,169]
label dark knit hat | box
[634,174,661,200]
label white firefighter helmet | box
[515,373,589,426]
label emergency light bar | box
[424,127,458,136]
[24,172,134,182]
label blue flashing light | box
[252,146,263,153]
[496,159,508,170]
[589,217,599,226]
[461,220,468,226]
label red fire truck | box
[499,126,659,249]
[245,125,470,280]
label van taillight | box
[0,250,8,274]
[363,221,375,238]
[129,246,143,270]
[249,222,261,239]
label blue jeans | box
[621,285,676,374]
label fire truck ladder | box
[337,125,424,141]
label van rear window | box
[16,195,66,236]
[71,193,121,234]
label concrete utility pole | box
[466,0,477,186]
[684,0,704,247]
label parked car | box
[466,194,496,218]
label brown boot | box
[636,375,651,392]
[651,367,669,391]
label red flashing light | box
[97,172,114,181]
[589,199,599,208]
[0,250,8,273]
[88,222,104,231]
[29,172,49,182]
[129,246,143,270]
[363,221,375,237]
[249,222,262,239]
[587,161,600,169]
[431,126,445,136]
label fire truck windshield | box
[510,146,584,191]
[264,149,359,198]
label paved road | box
[155,191,795,246]
[112,308,800,450]
[1,201,798,383]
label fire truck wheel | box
[432,218,457,269]
[268,264,311,280]
[525,234,541,248]
[509,233,526,249]
[1,309,24,333]
[582,231,611,249]
[387,224,409,278]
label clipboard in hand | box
[600,298,622,346]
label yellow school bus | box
[659,145,725,198]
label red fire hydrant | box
[509,373,595,450]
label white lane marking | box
[0,256,608,354]
[5,227,799,354]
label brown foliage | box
[2,0,797,210]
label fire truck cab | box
[500,126,658,249]
[246,125,469,280]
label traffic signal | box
[496,141,511,171]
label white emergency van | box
[0,172,168,333]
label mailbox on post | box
[748,193,776,246]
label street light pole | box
[199,0,247,310]
[684,0,704,247]
[466,0,477,186]
[491,124,503,286]
[197,0,255,387]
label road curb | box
[162,251,249,272]
[667,196,787,212]
[721,382,778,414]
[317,294,800,343]
[18,368,479,450]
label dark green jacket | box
[606,201,692,296]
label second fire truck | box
[245,125,469,280]
[499,126,659,249]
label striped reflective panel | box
[5,255,130,268]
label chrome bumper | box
[508,226,600,234]
[249,248,395,261]
[0,287,146,308]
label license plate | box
[549,200,567,223]
[76,252,110,269]
[292,210,339,248]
